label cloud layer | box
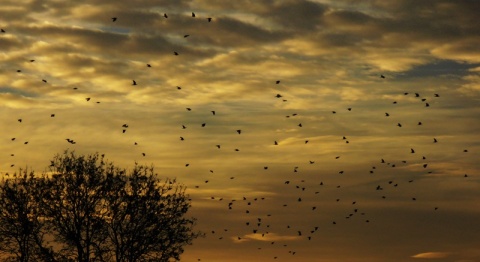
[1,0,479,261]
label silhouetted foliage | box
[0,170,56,262]
[0,150,201,262]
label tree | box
[0,170,55,262]
[103,165,199,262]
[0,150,201,261]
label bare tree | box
[0,150,201,262]
[0,170,55,262]
[103,165,201,262]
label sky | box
[1,0,480,261]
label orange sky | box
[1,0,479,261]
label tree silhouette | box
[0,170,55,262]
[0,150,201,262]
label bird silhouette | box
[112,17,117,22]
[132,80,137,85]
[192,12,196,17]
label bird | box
[112,17,117,22]
[385,113,390,117]
[51,114,55,117]
[433,138,438,143]
[211,111,216,115]
[207,17,212,22]
[174,51,179,55]
[186,108,192,111]
[276,80,280,84]
[236,130,241,134]
[397,123,402,127]
[164,13,168,18]
[132,80,137,85]
[411,148,415,153]
[1,29,5,33]
[18,119,22,123]
[147,64,151,67]
[275,94,283,98]
[380,75,385,78]
[86,98,91,101]
[42,79,47,83]
[192,12,196,17]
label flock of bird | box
[1,10,474,262]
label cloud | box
[412,252,450,259]
[233,232,301,243]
